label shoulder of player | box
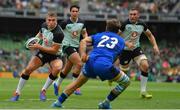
[136,20,147,26]
[61,18,85,24]
[122,19,131,25]
[77,18,85,23]
[52,25,64,34]
[99,32,119,38]
[59,19,71,26]
[56,24,63,30]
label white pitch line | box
[4,98,56,101]
[3,98,78,101]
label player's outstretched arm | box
[144,29,160,55]
[79,37,92,62]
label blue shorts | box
[82,57,120,81]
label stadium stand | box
[0,0,179,22]
[87,0,179,14]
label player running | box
[117,8,160,99]
[53,5,88,96]
[10,12,64,101]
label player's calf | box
[107,74,130,101]
[100,74,130,109]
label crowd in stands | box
[0,38,180,82]
[87,0,179,14]
[0,0,78,13]
[0,48,50,77]
[128,40,180,82]
[0,0,179,14]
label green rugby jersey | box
[39,22,64,55]
[60,18,86,48]
[120,19,148,50]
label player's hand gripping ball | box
[25,37,40,50]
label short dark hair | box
[106,19,121,33]
[70,5,80,11]
[129,8,140,12]
[46,11,57,18]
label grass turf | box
[0,78,180,109]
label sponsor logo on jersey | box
[72,31,78,38]
[131,31,138,37]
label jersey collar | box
[70,17,78,23]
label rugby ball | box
[25,37,40,49]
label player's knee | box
[120,65,129,73]
[75,62,83,70]
[24,68,33,75]
[51,67,61,75]
[140,61,149,72]
[118,74,130,88]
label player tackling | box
[51,19,130,109]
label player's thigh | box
[82,59,97,79]
[69,52,82,65]
[94,61,119,80]
[119,50,132,66]
[134,54,148,66]
[25,56,42,72]
[119,50,132,71]
[139,58,149,71]
[61,55,67,68]
[132,47,147,66]
[63,46,81,65]
[114,58,120,67]
[62,59,73,74]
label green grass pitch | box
[0,78,180,109]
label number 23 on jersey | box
[97,35,118,49]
